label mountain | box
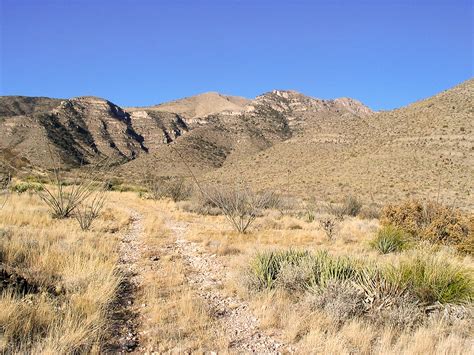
[0,80,471,208]
[203,80,474,208]
[131,92,249,121]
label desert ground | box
[0,176,472,353]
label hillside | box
[0,80,472,208]
[204,80,474,208]
[131,92,250,121]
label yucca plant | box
[370,225,410,254]
[307,251,361,288]
[249,249,310,289]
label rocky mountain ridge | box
[0,89,372,170]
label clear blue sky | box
[1,0,472,110]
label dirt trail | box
[105,210,144,353]
[167,218,293,353]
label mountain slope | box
[204,79,473,208]
[0,81,471,209]
[116,90,373,179]
[133,92,250,120]
[0,96,147,168]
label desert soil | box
[106,210,144,353]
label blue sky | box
[0,0,472,110]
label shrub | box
[307,280,366,323]
[342,195,363,217]
[248,249,310,290]
[370,225,409,254]
[275,260,313,292]
[366,294,425,329]
[11,182,43,194]
[0,172,11,208]
[258,190,283,210]
[148,176,193,202]
[248,250,362,291]
[319,217,337,240]
[307,251,361,288]
[74,191,106,231]
[358,204,381,219]
[206,185,272,233]
[327,195,363,219]
[386,251,474,304]
[381,200,472,252]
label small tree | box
[206,186,272,233]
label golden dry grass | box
[0,193,128,353]
[170,200,474,354]
[1,190,472,354]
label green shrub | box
[370,225,410,254]
[11,182,43,194]
[248,249,310,290]
[248,250,361,291]
[307,251,361,288]
[386,252,474,304]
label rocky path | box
[167,219,292,353]
[105,210,144,353]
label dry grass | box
[2,189,472,354]
[0,193,129,353]
[173,202,474,354]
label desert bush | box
[37,155,110,219]
[11,181,43,194]
[386,251,474,304]
[307,251,361,289]
[275,260,314,292]
[381,200,472,252]
[370,225,410,254]
[147,176,192,202]
[206,185,273,233]
[327,195,363,219]
[358,203,381,219]
[307,280,366,323]
[248,249,310,290]
[0,172,11,209]
[74,191,106,231]
[257,190,283,210]
[248,250,362,292]
[182,193,222,216]
[366,294,425,329]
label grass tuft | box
[370,225,410,254]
